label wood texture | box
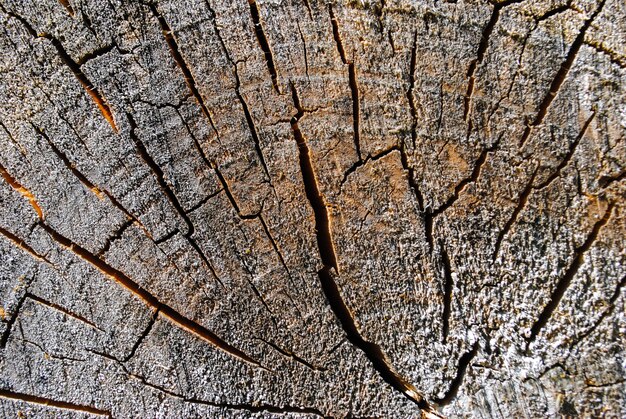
[0,0,624,417]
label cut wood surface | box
[0,0,624,417]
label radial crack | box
[0,7,117,132]
[534,112,595,190]
[440,242,453,344]
[527,203,614,343]
[26,292,101,330]
[519,0,606,147]
[248,0,280,93]
[425,144,497,249]
[492,166,538,260]
[0,165,261,368]
[464,3,501,122]
[149,4,220,142]
[434,342,479,405]
[0,225,53,266]
[407,30,418,148]
[0,293,27,348]
[0,389,111,417]
[328,4,361,160]
[122,309,159,362]
[290,83,437,414]
[256,336,326,372]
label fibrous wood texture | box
[0,0,624,417]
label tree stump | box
[0,0,624,417]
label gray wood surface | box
[0,0,624,417]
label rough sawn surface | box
[0,0,624,417]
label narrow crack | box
[425,143,497,249]
[255,336,327,372]
[149,4,220,142]
[527,202,614,344]
[296,20,310,80]
[290,83,437,415]
[328,4,361,160]
[440,242,453,344]
[122,308,159,362]
[96,218,133,258]
[492,166,538,261]
[26,292,101,330]
[570,274,625,350]
[0,164,263,368]
[0,293,27,348]
[248,0,280,93]
[534,111,595,190]
[0,225,53,266]
[433,342,479,405]
[340,143,425,213]
[126,112,224,288]
[95,346,326,416]
[598,170,626,189]
[0,6,117,132]
[519,0,606,147]
[0,389,111,417]
[464,2,501,122]
[203,0,272,182]
[407,30,418,149]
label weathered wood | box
[0,0,624,417]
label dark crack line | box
[519,0,606,148]
[296,20,310,80]
[96,346,327,416]
[407,30,418,149]
[0,5,117,132]
[0,293,27,349]
[440,242,453,344]
[149,4,221,143]
[0,225,54,266]
[248,0,280,93]
[26,292,101,330]
[340,143,425,213]
[492,166,538,261]
[255,336,327,372]
[534,111,595,190]
[290,83,437,414]
[203,0,273,183]
[122,309,159,362]
[97,219,133,258]
[0,389,111,417]
[464,2,501,122]
[433,342,479,405]
[425,143,498,249]
[570,274,625,350]
[598,170,626,189]
[527,203,614,344]
[126,112,224,288]
[328,4,361,161]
